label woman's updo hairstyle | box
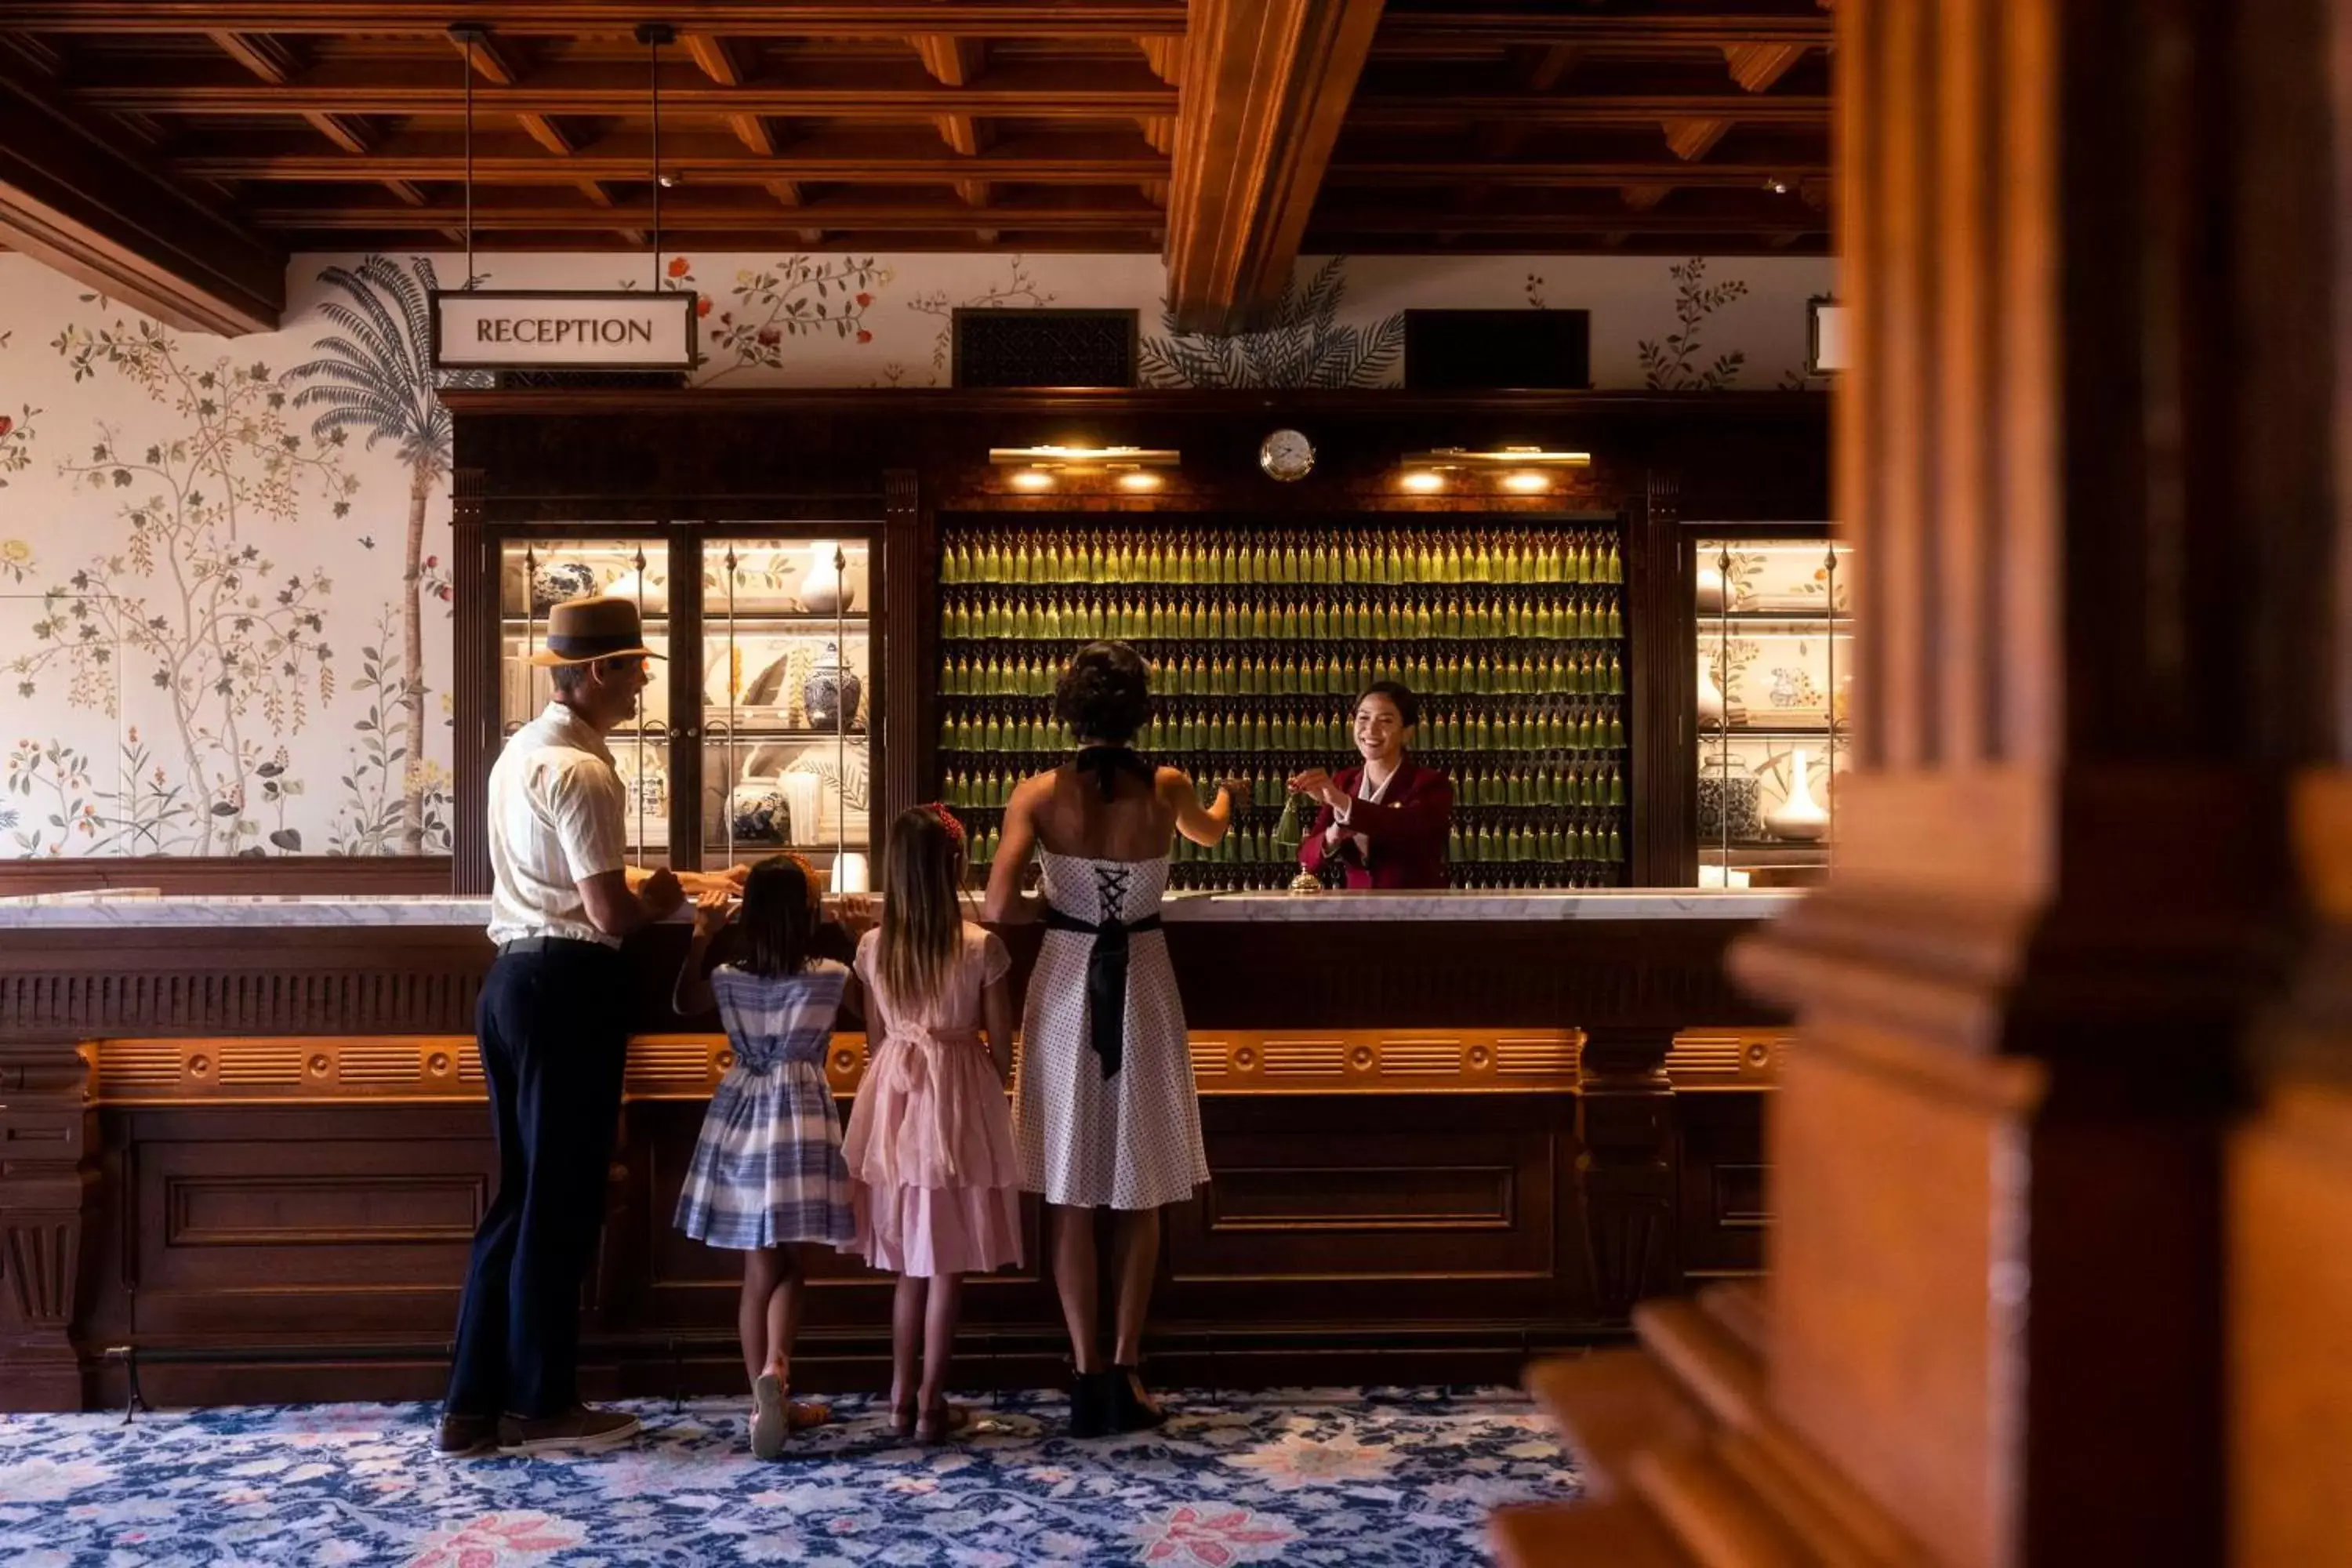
[1054,640,1152,743]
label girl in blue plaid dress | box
[673,855,858,1460]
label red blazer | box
[1298,758,1454,890]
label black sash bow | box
[1041,903,1163,1079]
[1073,744,1153,800]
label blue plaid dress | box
[673,960,858,1250]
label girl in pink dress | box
[841,804,1025,1443]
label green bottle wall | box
[935,517,1632,890]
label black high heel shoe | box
[1109,1364,1167,1432]
[1066,1367,1116,1439]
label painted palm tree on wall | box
[286,255,463,853]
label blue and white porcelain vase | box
[529,560,597,612]
[802,641,862,731]
[729,780,791,844]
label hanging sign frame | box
[429,289,697,372]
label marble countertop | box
[0,888,1798,928]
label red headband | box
[925,802,967,846]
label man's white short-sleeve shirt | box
[486,702,627,948]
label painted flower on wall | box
[660,254,895,381]
[1639,256,1750,390]
[0,536,34,583]
[0,403,37,486]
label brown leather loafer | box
[495,1404,642,1456]
[436,1412,497,1457]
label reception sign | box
[430,289,697,372]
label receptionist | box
[1289,682,1455,891]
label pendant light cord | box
[463,42,474,288]
[648,27,663,289]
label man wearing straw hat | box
[440,596,684,1457]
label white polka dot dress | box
[1015,851,1209,1210]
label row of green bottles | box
[1170,822,1294,864]
[1454,766,1626,808]
[1449,822,1624,863]
[942,592,1622,644]
[942,530,1622,588]
[942,650,1625,700]
[938,706,1627,755]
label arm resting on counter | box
[983,778,1043,924]
[580,866,681,939]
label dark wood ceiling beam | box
[684,32,750,86]
[300,111,376,153]
[577,178,614,205]
[1664,117,1733,161]
[383,177,427,205]
[1166,0,1385,336]
[9,3,1187,36]
[1139,35,1183,85]
[1348,93,1828,128]
[729,114,778,154]
[175,140,1167,183]
[1376,10,1832,47]
[1512,42,1578,93]
[205,30,303,83]
[1325,161,1825,189]
[0,56,281,333]
[517,112,578,155]
[956,178,991,208]
[78,75,1176,118]
[1311,208,1824,236]
[934,114,995,156]
[452,31,527,85]
[910,35,987,87]
[247,198,1167,231]
[1722,42,1808,92]
[764,179,802,206]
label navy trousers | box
[445,941,630,1420]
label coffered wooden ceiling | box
[0,1,1832,336]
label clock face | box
[1260,428,1315,481]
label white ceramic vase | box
[797,541,855,615]
[1697,656,1727,728]
[1764,747,1831,841]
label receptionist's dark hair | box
[1055,640,1153,742]
[1354,681,1420,729]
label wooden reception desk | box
[0,890,1790,1411]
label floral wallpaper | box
[0,249,1833,859]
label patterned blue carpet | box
[0,1387,1580,1566]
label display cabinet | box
[934,516,1632,891]
[1690,527,1850,886]
[489,526,880,884]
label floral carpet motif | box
[0,1387,1579,1566]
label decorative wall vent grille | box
[953,309,1138,388]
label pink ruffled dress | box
[841,923,1025,1278]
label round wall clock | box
[1259,428,1315,481]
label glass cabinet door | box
[699,534,876,885]
[498,534,675,866]
[1694,535,1852,887]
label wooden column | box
[2227,0,2352,1558]
[1502,1,2343,1563]
[1574,1027,1679,1319]
[0,1043,92,1411]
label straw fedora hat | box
[528,596,666,666]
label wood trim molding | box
[79,1027,1784,1104]
[0,857,448,898]
[0,56,283,335]
[1163,0,1385,334]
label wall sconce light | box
[1399,470,1446,493]
[1008,468,1055,492]
[1116,470,1163,492]
[1399,445,1592,469]
[1501,470,1552,493]
[989,445,1181,469]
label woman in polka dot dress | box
[985,640,1242,1438]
